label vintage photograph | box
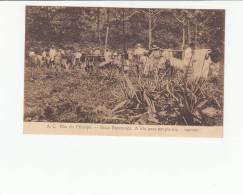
[24,6,224,135]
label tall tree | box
[104,8,110,50]
[96,8,101,46]
[139,9,163,49]
[173,10,188,49]
[112,8,139,50]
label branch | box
[109,17,120,24]
[151,10,163,18]
[151,24,157,31]
[124,10,141,21]
[139,10,150,19]
[151,17,158,31]
[173,13,185,24]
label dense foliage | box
[26,6,225,51]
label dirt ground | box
[24,66,122,123]
[24,64,224,126]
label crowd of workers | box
[28,42,221,80]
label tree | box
[104,9,110,50]
[172,10,188,49]
[26,6,224,53]
[112,8,139,50]
[139,9,164,49]
[96,8,101,46]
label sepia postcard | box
[24,6,224,137]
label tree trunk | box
[195,24,197,49]
[105,27,109,50]
[148,11,152,49]
[122,9,126,51]
[97,8,101,47]
[182,26,185,49]
[104,9,110,50]
[188,19,191,44]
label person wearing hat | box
[134,43,146,75]
[162,43,174,78]
[121,49,130,73]
[184,42,195,67]
[28,47,38,80]
[60,46,72,71]
[94,47,101,56]
[43,48,51,68]
[73,48,82,68]
[183,42,196,80]
[98,48,112,70]
[91,47,101,65]
[104,49,112,64]
[163,43,173,61]
[134,43,145,57]
[147,44,161,77]
[41,48,48,67]
[28,47,35,61]
[49,45,57,68]
[28,47,36,64]
[113,51,120,67]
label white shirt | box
[74,52,82,59]
[94,49,101,56]
[104,51,112,62]
[184,47,192,66]
[42,51,47,58]
[29,51,35,57]
[184,47,192,59]
[49,48,57,60]
[134,47,145,56]
[163,49,173,60]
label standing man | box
[28,47,37,80]
[148,44,161,77]
[65,47,73,71]
[93,47,101,65]
[104,49,112,64]
[183,42,195,80]
[94,47,101,56]
[73,49,82,68]
[134,43,145,75]
[41,48,48,68]
[163,43,174,78]
[49,45,57,69]
[54,49,62,71]
[123,49,130,73]
[184,43,195,67]
[28,47,36,65]
[163,44,173,62]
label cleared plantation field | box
[24,66,122,123]
[24,63,223,126]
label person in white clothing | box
[104,49,112,63]
[134,44,145,56]
[28,48,36,63]
[49,45,57,67]
[183,43,194,67]
[163,48,173,61]
[183,43,196,80]
[93,47,101,56]
[73,49,82,67]
[28,48,37,80]
[134,43,146,75]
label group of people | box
[28,45,102,71]
[122,43,189,77]
[28,42,221,80]
[100,43,187,78]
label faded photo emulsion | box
[24,6,224,137]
